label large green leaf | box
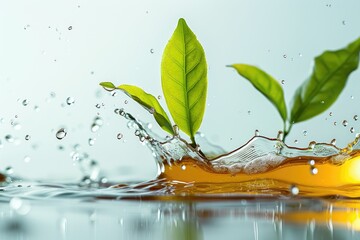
[228,64,287,122]
[161,18,207,144]
[99,82,174,135]
[290,37,360,124]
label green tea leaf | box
[161,18,207,144]
[228,64,287,122]
[99,82,174,135]
[290,37,360,124]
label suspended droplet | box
[22,99,29,106]
[12,122,22,130]
[90,123,100,132]
[111,92,117,97]
[294,139,298,144]
[283,54,287,58]
[5,166,14,175]
[254,129,260,136]
[93,116,103,126]
[329,112,333,116]
[124,100,128,104]
[333,121,337,126]
[25,135,31,141]
[24,156,31,163]
[330,139,336,145]
[119,108,125,116]
[34,105,40,112]
[247,110,251,115]
[117,133,123,140]
[342,20,346,25]
[134,130,140,136]
[290,185,299,195]
[50,92,56,98]
[350,127,355,133]
[350,95,354,100]
[298,53,302,57]
[281,80,285,84]
[66,97,75,105]
[342,120,348,127]
[95,104,101,109]
[157,95,161,100]
[181,165,186,170]
[68,26,73,30]
[303,130,307,136]
[150,48,154,54]
[310,166,318,175]
[56,128,67,140]
[5,135,14,143]
[308,141,316,149]
[88,138,95,146]
[308,160,315,166]
[354,115,358,121]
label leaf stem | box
[283,122,293,142]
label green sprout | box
[100,18,207,147]
[228,37,360,141]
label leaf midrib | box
[180,21,194,137]
[291,48,358,123]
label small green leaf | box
[99,82,174,135]
[161,18,207,144]
[228,64,287,122]
[290,37,360,124]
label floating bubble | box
[117,133,123,140]
[181,165,186,170]
[343,120,348,127]
[135,130,140,136]
[56,128,67,140]
[25,135,31,141]
[66,97,75,105]
[308,159,315,166]
[290,185,299,195]
[88,138,95,146]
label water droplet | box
[181,165,186,170]
[56,128,67,140]
[34,105,40,112]
[321,100,325,104]
[23,24,30,30]
[308,160,315,166]
[290,185,299,195]
[66,97,75,105]
[90,123,100,132]
[88,138,95,146]
[350,95,354,100]
[139,136,145,142]
[333,121,337,126]
[23,156,31,163]
[303,130,307,136]
[111,92,117,97]
[294,139,298,144]
[12,122,21,130]
[277,131,283,140]
[68,26,72,30]
[298,53,302,57]
[308,141,316,149]
[149,108,155,114]
[50,92,56,98]
[310,166,318,175]
[150,48,154,54]
[281,80,285,84]
[254,130,260,136]
[342,120,348,127]
[94,116,103,126]
[342,20,346,25]
[5,166,14,175]
[5,135,14,143]
[25,135,31,141]
[157,95,161,100]
[354,115,358,121]
[350,127,355,133]
[22,99,29,106]
[331,139,336,145]
[117,133,123,140]
[134,130,140,136]
[119,108,125,116]
[283,54,287,58]
[124,100,128,104]
[329,112,333,116]
[95,104,101,109]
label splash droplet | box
[342,120,348,127]
[5,166,14,175]
[22,99,29,106]
[88,138,95,146]
[66,97,75,105]
[283,54,287,58]
[68,26,72,30]
[25,135,31,141]
[354,115,358,121]
[56,128,67,140]
[117,133,123,140]
[350,127,355,133]
[124,100,128,104]
[5,135,14,143]
[290,185,299,195]
[331,139,336,145]
[303,130,307,136]
[95,104,101,109]
[254,130,260,136]
[281,80,285,84]
[150,48,154,54]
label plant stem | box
[283,123,293,142]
